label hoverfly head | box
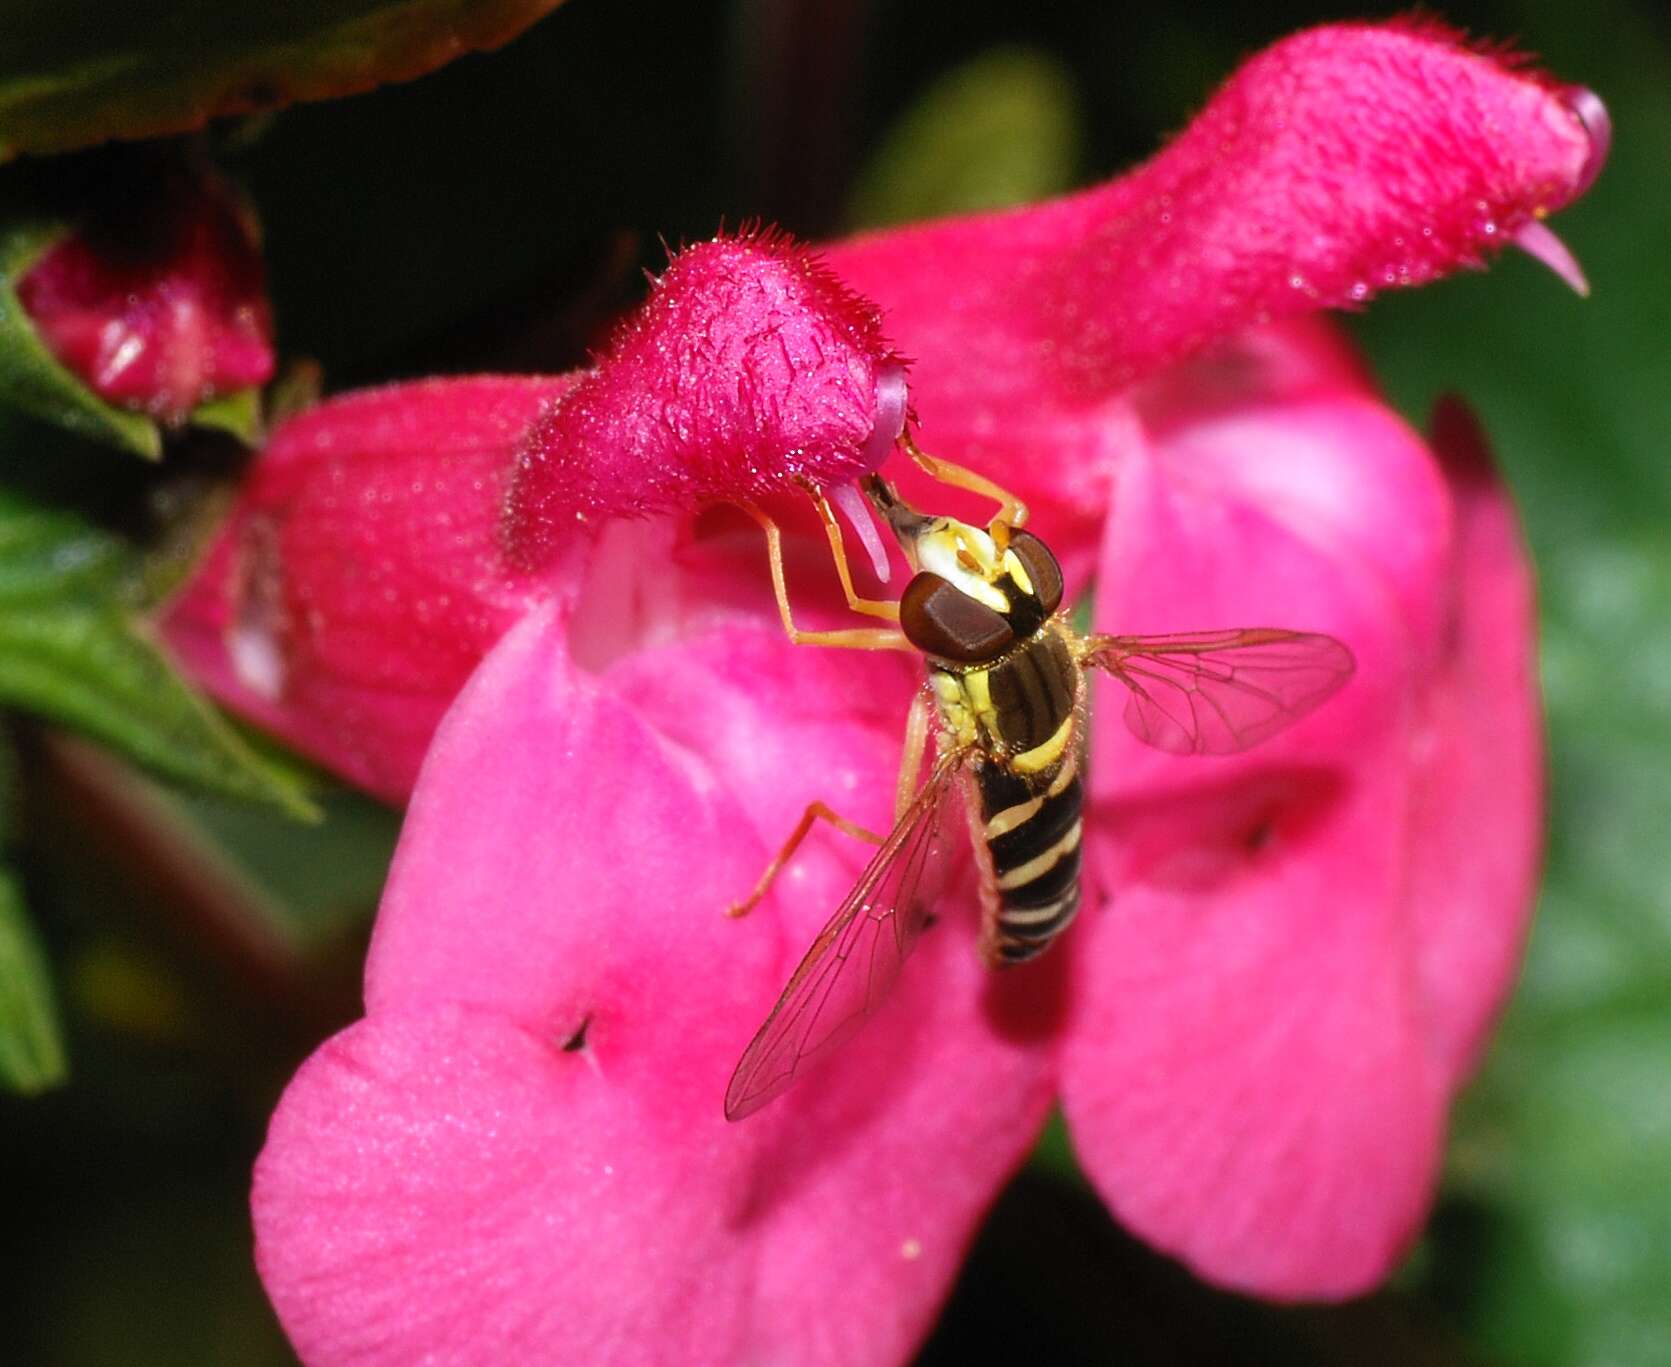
[863,476,1065,663]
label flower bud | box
[17,160,274,424]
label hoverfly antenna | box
[860,473,898,510]
[862,474,931,550]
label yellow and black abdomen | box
[945,625,1084,966]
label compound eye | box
[899,572,1016,663]
[1006,531,1064,615]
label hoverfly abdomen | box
[962,627,1085,966]
[928,621,1085,967]
[976,736,1084,964]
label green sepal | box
[0,219,162,458]
[189,386,264,446]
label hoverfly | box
[724,439,1354,1120]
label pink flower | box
[17,157,274,424]
[173,21,1600,1364]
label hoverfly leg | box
[901,433,1029,546]
[727,691,935,920]
[727,803,886,919]
[893,689,932,821]
[805,487,900,622]
[738,502,914,651]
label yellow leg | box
[808,489,900,621]
[739,502,914,651]
[902,432,1028,547]
[728,692,936,918]
[893,690,931,821]
[727,803,885,918]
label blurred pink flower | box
[18,159,274,424]
[173,21,1600,1365]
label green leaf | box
[0,485,315,817]
[0,863,65,1094]
[1026,1108,1090,1186]
[172,782,401,947]
[846,47,1082,231]
[0,731,67,1094]
[0,220,161,458]
[0,0,571,161]
[1435,534,1671,1367]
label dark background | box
[2,2,1667,1363]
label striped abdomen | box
[975,741,1083,964]
[938,624,1084,966]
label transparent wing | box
[724,748,971,1121]
[1085,628,1355,756]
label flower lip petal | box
[249,599,1059,1364]
[1061,402,1450,1297]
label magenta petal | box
[257,601,1055,1364]
[255,1004,764,1364]
[1058,390,1536,1297]
[505,232,906,569]
[828,21,1598,449]
[1404,397,1542,1082]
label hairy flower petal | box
[828,22,1601,491]
[165,228,916,798]
[505,231,907,569]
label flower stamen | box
[1511,219,1590,297]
